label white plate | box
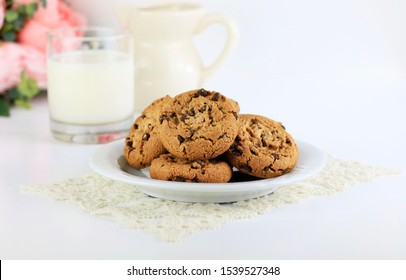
[89,140,326,203]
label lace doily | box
[21,156,402,242]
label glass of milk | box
[47,27,134,144]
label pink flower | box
[0,42,47,92]
[0,0,5,30]
[17,0,86,53]
[1,1,85,94]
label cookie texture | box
[123,96,171,169]
[150,154,233,183]
[225,114,298,178]
[158,88,239,160]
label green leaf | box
[15,99,31,109]
[2,22,14,33]
[1,30,16,41]
[13,16,25,30]
[0,96,11,117]
[7,88,20,101]
[17,5,25,13]
[40,0,47,8]
[26,3,39,18]
[5,10,18,22]
[17,71,39,98]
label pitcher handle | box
[194,13,239,85]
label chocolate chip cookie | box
[124,96,172,169]
[158,88,239,160]
[150,154,233,183]
[225,114,298,178]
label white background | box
[67,0,406,81]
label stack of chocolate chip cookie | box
[123,88,298,183]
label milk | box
[47,50,134,125]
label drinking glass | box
[47,27,134,144]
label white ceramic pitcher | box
[114,1,238,112]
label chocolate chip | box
[134,124,139,130]
[264,166,276,172]
[187,129,195,139]
[199,104,207,113]
[159,115,166,124]
[170,113,179,125]
[235,135,241,142]
[178,135,185,143]
[140,114,146,119]
[250,149,258,155]
[192,88,210,98]
[180,114,188,122]
[142,133,150,141]
[233,112,238,120]
[192,178,199,183]
[209,112,214,123]
[261,137,267,147]
[197,88,209,97]
[126,140,133,147]
[240,165,252,173]
[272,153,280,160]
[147,123,153,129]
[173,176,186,182]
[211,92,220,101]
[187,107,196,116]
[231,148,242,156]
[280,168,291,174]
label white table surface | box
[1,78,405,260]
